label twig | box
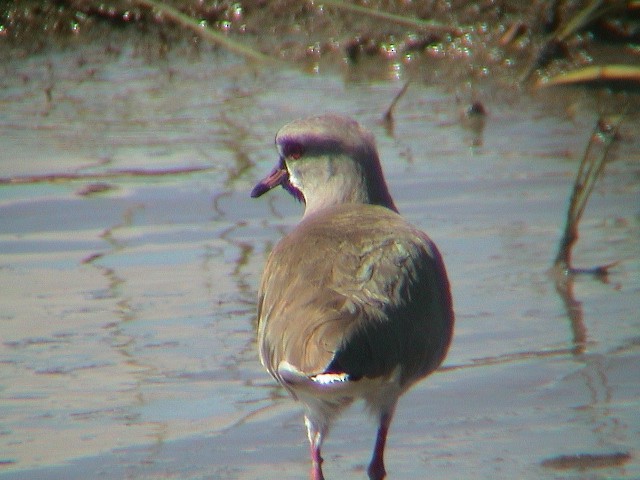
[551,0,606,44]
[0,166,214,185]
[553,114,624,274]
[383,81,410,124]
[133,0,273,64]
[319,0,467,36]
[536,64,640,88]
[521,0,621,82]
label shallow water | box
[0,43,639,479]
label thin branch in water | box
[320,0,467,36]
[552,113,625,275]
[0,165,214,185]
[132,0,273,64]
[382,81,410,127]
[536,64,640,88]
[521,0,624,82]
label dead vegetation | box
[1,1,639,88]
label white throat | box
[288,156,369,217]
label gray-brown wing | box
[257,205,453,387]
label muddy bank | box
[2,1,639,90]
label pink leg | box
[367,411,393,480]
[309,441,324,480]
[305,416,326,480]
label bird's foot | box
[311,459,325,480]
[367,457,386,480]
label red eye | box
[286,142,304,160]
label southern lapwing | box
[251,114,454,480]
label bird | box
[251,114,454,480]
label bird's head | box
[251,115,397,216]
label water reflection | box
[553,272,589,355]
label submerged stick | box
[550,0,607,44]
[133,0,273,63]
[553,114,624,274]
[383,81,410,124]
[521,0,621,82]
[0,166,214,185]
[320,0,467,36]
[536,64,640,88]
[551,114,624,355]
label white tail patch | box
[312,372,349,384]
[278,361,353,396]
[277,361,403,416]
